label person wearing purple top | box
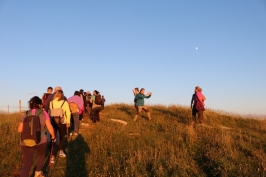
[68,91,84,136]
[79,89,86,121]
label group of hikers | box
[18,86,106,177]
[17,85,205,177]
[132,86,206,124]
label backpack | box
[94,94,102,105]
[42,93,51,106]
[86,94,92,107]
[69,102,78,114]
[21,109,44,147]
[50,100,65,124]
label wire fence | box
[0,101,28,113]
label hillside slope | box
[0,104,266,177]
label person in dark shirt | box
[44,86,67,112]
[132,87,139,114]
[191,86,200,122]
[101,95,106,110]
[86,91,92,119]
[41,86,53,108]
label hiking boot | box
[50,156,55,164]
[59,151,66,158]
[34,171,44,177]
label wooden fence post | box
[19,100,21,113]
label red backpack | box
[42,93,51,106]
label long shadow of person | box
[65,135,90,177]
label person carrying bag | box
[49,90,71,162]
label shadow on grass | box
[39,134,90,177]
[119,105,135,117]
[65,135,90,177]
[152,108,189,125]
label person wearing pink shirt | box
[18,96,56,177]
[195,87,206,124]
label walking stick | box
[48,141,55,166]
[46,140,55,177]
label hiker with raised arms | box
[49,90,71,163]
[133,88,152,121]
[68,91,84,136]
[18,96,56,177]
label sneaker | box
[59,151,66,158]
[50,156,55,164]
[34,171,44,177]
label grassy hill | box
[0,104,266,177]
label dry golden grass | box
[0,104,266,177]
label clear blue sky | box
[0,1,265,115]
